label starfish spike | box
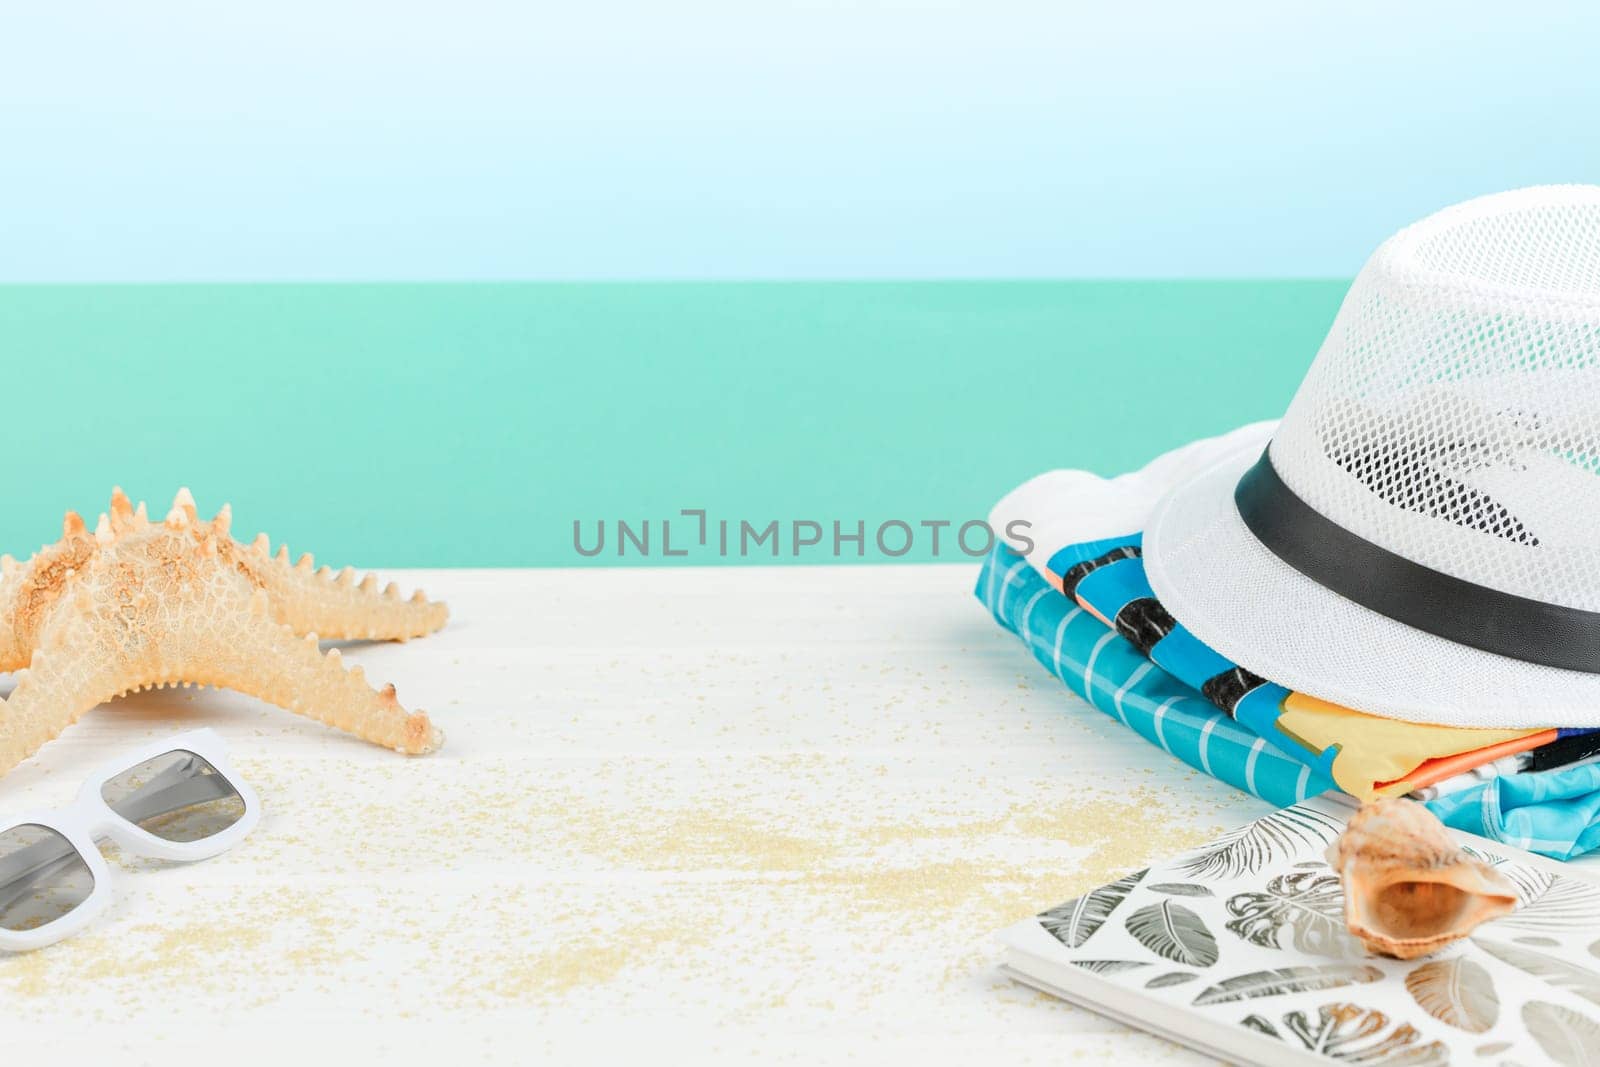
[0,489,448,775]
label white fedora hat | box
[1145,185,1600,728]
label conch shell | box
[1326,798,1518,960]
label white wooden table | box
[0,564,1279,1063]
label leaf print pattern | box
[1225,870,1360,959]
[1070,959,1151,975]
[1497,863,1555,908]
[1038,868,1146,949]
[1494,876,1600,935]
[1145,971,1198,989]
[1192,964,1383,1006]
[1017,799,1600,1065]
[1474,938,1600,1008]
[1146,883,1213,897]
[1523,1000,1600,1067]
[1125,900,1219,968]
[1260,1002,1449,1066]
[1458,842,1512,867]
[1174,805,1344,881]
[1404,957,1499,1034]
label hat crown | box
[1271,186,1600,611]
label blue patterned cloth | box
[977,543,1335,808]
[980,541,1600,860]
[1429,762,1600,861]
[1045,534,1340,786]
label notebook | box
[1000,794,1600,1065]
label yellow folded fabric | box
[1278,690,1545,799]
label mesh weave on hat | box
[1145,186,1600,728]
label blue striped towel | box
[980,541,1600,859]
[978,542,1336,808]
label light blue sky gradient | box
[4,1,1597,281]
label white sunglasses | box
[0,729,260,951]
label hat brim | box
[1143,438,1600,729]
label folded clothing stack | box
[976,188,1600,860]
[980,422,1600,860]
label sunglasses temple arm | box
[0,760,243,907]
[0,837,87,916]
[0,775,241,915]
[110,774,237,829]
[110,755,209,808]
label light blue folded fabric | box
[978,543,1335,808]
[1428,761,1600,861]
[980,540,1600,861]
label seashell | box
[1326,798,1518,960]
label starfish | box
[0,488,448,777]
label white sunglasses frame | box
[0,728,260,951]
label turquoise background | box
[0,281,1343,566]
[3,5,1595,565]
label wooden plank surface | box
[0,564,1282,1062]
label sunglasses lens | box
[101,750,246,843]
[0,823,95,932]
